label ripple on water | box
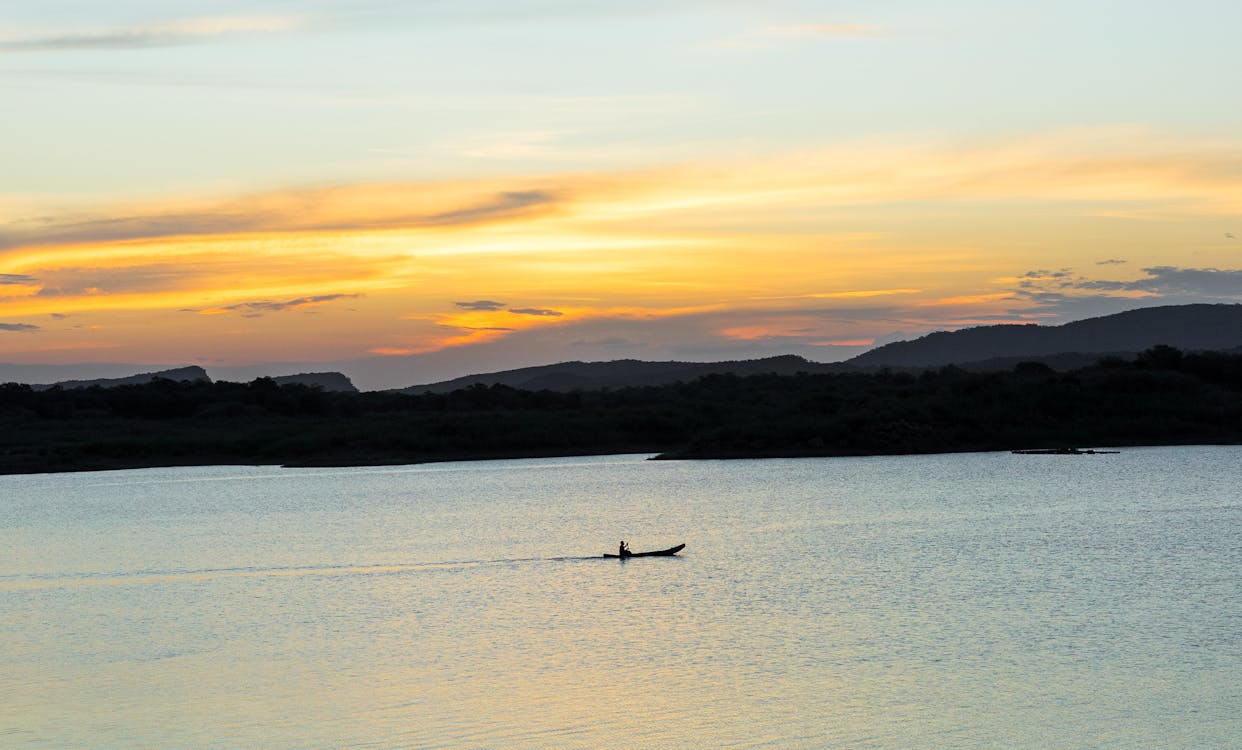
[1,450,1240,748]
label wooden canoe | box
[604,543,685,558]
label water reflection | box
[0,554,678,592]
[2,449,1240,748]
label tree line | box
[3,345,1242,473]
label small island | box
[1011,447,1122,455]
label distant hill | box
[848,304,1242,369]
[395,304,1242,392]
[28,367,358,393]
[396,355,844,393]
[36,366,211,391]
[271,372,358,393]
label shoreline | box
[7,347,1242,476]
[6,440,1239,477]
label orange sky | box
[4,129,1240,387]
[3,4,1241,388]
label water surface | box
[3,448,1240,747]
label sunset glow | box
[3,2,1241,388]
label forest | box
[3,345,1242,474]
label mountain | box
[35,366,211,391]
[847,304,1242,369]
[395,355,844,393]
[270,372,358,393]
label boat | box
[604,543,685,558]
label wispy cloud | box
[0,185,566,253]
[1016,265,1242,298]
[1019,269,1075,282]
[0,15,311,53]
[509,307,564,317]
[6,130,1242,366]
[194,294,362,318]
[409,302,988,365]
[34,265,198,297]
[1008,265,1242,321]
[799,289,922,299]
[1074,266,1242,296]
[6,129,1240,260]
[455,300,507,311]
[0,322,39,332]
[423,191,558,227]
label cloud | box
[797,289,922,300]
[1020,269,1074,280]
[377,300,912,370]
[490,305,945,359]
[1003,291,1163,322]
[34,265,199,297]
[1,274,37,285]
[422,190,559,226]
[194,293,362,318]
[551,307,897,362]
[5,128,1240,262]
[0,15,310,53]
[0,185,566,253]
[1096,259,1127,265]
[8,130,1242,370]
[509,307,564,317]
[0,323,39,332]
[455,300,507,311]
[1008,265,1242,321]
[1073,266,1242,296]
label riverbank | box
[5,347,1242,474]
[7,432,1236,476]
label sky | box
[2,0,1241,389]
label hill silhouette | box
[6,303,1240,399]
[5,344,1242,474]
[848,303,1242,369]
[392,305,1242,391]
[270,372,358,393]
[396,354,842,393]
[35,366,211,391]
[32,367,357,393]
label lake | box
[2,447,1240,748]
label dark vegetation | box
[4,345,1242,474]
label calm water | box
[2,448,1240,748]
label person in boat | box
[619,540,631,558]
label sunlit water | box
[2,448,1240,748]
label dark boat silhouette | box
[604,543,685,558]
